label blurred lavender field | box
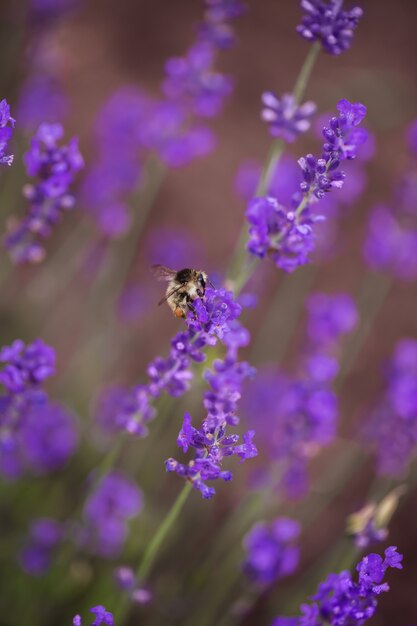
[1,1,417,625]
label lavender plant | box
[0,99,15,166]
[273,546,403,626]
[4,123,84,263]
[0,1,414,625]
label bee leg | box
[186,299,197,318]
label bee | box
[151,264,213,318]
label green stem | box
[256,140,285,197]
[138,483,192,581]
[115,483,192,624]
[293,42,321,104]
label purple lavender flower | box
[0,99,15,166]
[0,339,76,479]
[166,412,256,499]
[261,92,317,142]
[246,100,367,271]
[246,196,320,272]
[364,118,417,256]
[306,292,358,346]
[204,357,255,427]
[273,546,403,626]
[363,339,417,476]
[17,75,69,131]
[187,287,244,342]
[242,293,357,497]
[199,0,245,49]
[163,43,233,118]
[0,338,55,393]
[19,518,63,576]
[21,402,78,473]
[243,518,300,585]
[83,472,142,557]
[5,123,84,263]
[73,606,114,626]
[140,100,216,168]
[297,0,363,56]
[95,385,155,437]
[166,288,257,498]
[364,206,417,281]
[114,566,153,604]
[114,565,136,590]
[80,87,148,237]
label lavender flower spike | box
[0,338,77,479]
[166,287,257,498]
[243,518,300,585]
[297,0,364,56]
[246,99,367,272]
[261,92,316,142]
[73,606,114,626]
[5,122,84,264]
[0,99,16,166]
[272,546,403,626]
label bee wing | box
[158,283,184,306]
[151,264,177,282]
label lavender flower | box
[163,43,233,118]
[166,413,256,499]
[0,399,77,479]
[141,100,216,168]
[0,338,76,479]
[261,92,316,142]
[246,99,367,271]
[306,292,358,347]
[363,339,417,476]
[242,293,357,497]
[95,385,155,437]
[273,546,403,626]
[0,99,15,166]
[0,338,55,393]
[199,0,245,49]
[73,606,114,626]
[246,196,319,272]
[364,118,417,280]
[5,123,84,263]
[243,518,300,585]
[165,288,257,498]
[114,566,153,604]
[297,0,363,56]
[19,518,63,576]
[82,472,142,557]
[204,357,255,427]
[80,87,149,237]
[17,75,69,131]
